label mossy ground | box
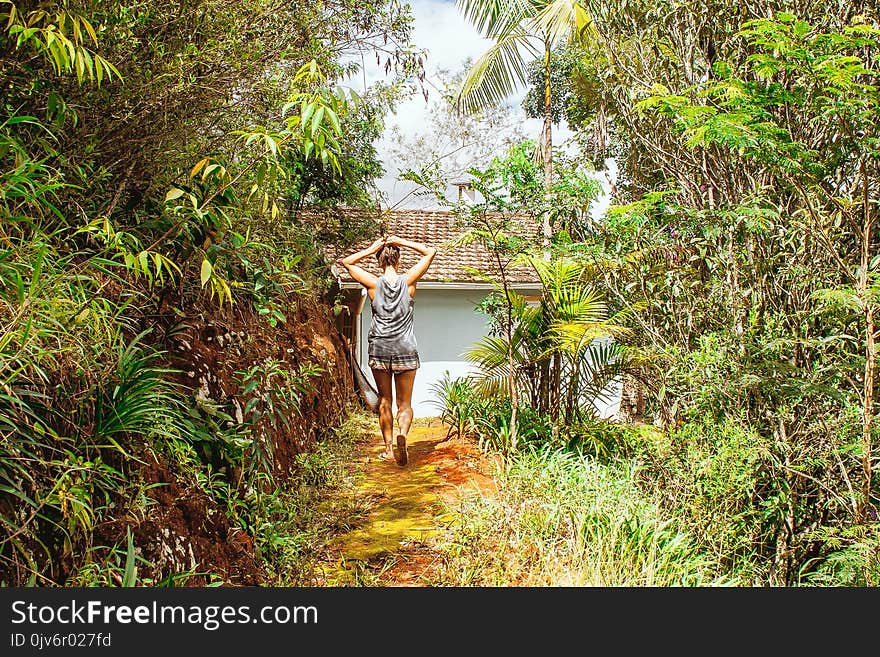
[320,419,496,586]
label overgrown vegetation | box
[222,411,374,586]
[424,0,880,586]
[4,0,879,589]
[0,0,418,585]
[433,444,730,586]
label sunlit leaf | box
[200,258,213,287]
[164,187,184,202]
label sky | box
[351,0,608,213]
[353,0,539,206]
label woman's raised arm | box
[338,238,385,290]
[388,236,437,285]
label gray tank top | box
[368,275,417,357]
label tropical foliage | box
[428,0,880,586]
[0,0,417,585]
[414,138,609,448]
[4,0,880,589]
[573,4,880,584]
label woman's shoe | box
[393,434,408,466]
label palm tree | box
[466,256,629,433]
[454,0,592,249]
[530,256,629,423]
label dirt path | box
[320,420,498,586]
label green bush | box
[243,410,371,584]
[561,416,645,460]
[636,418,772,583]
[433,372,645,461]
[803,525,880,587]
[430,372,479,440]
[433,373,561,451]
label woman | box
[340,235,437,465]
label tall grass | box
[0,313,186,584]
[434,446,731,586]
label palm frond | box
[465,334,532,398]
[456,0,533,39]
[531,256,608,324]
[515,301,543,333]
[553,288,606,323]
[530,0,595,45]
[466,335,512,370]
[530,255,589,298]
[456,28,538,113]
[551,321,615,351]
[576,340,626,410]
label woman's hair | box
[376,243,400,269]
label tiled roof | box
[320,207,543,285]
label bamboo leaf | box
[325,107,341,136]
[82,16,98,45]
[200,259,213,287]
[190,157,210,179]
[122,527,137,587]
[311,106,325,137]
[301,103,316,132]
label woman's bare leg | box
[371,368,395,459]
[393,369,417,439]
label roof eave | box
[338,280,542,291]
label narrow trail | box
[321,420,498,586]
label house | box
[324,207,543,417]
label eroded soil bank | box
[93,295,356,586]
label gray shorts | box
[368,353,420,372]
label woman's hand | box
[341,236,385,267]
[388,236,432,255]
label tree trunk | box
[771,418,794,585]
[509,337,519,452]
[496,249,518,452]
[541,41,553,259]
[862,304,875,524]
[542,40,555,440]
[567,355,578,426]
[618,374,645,423]
[538,357,550,414]
[859,158,874,524]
